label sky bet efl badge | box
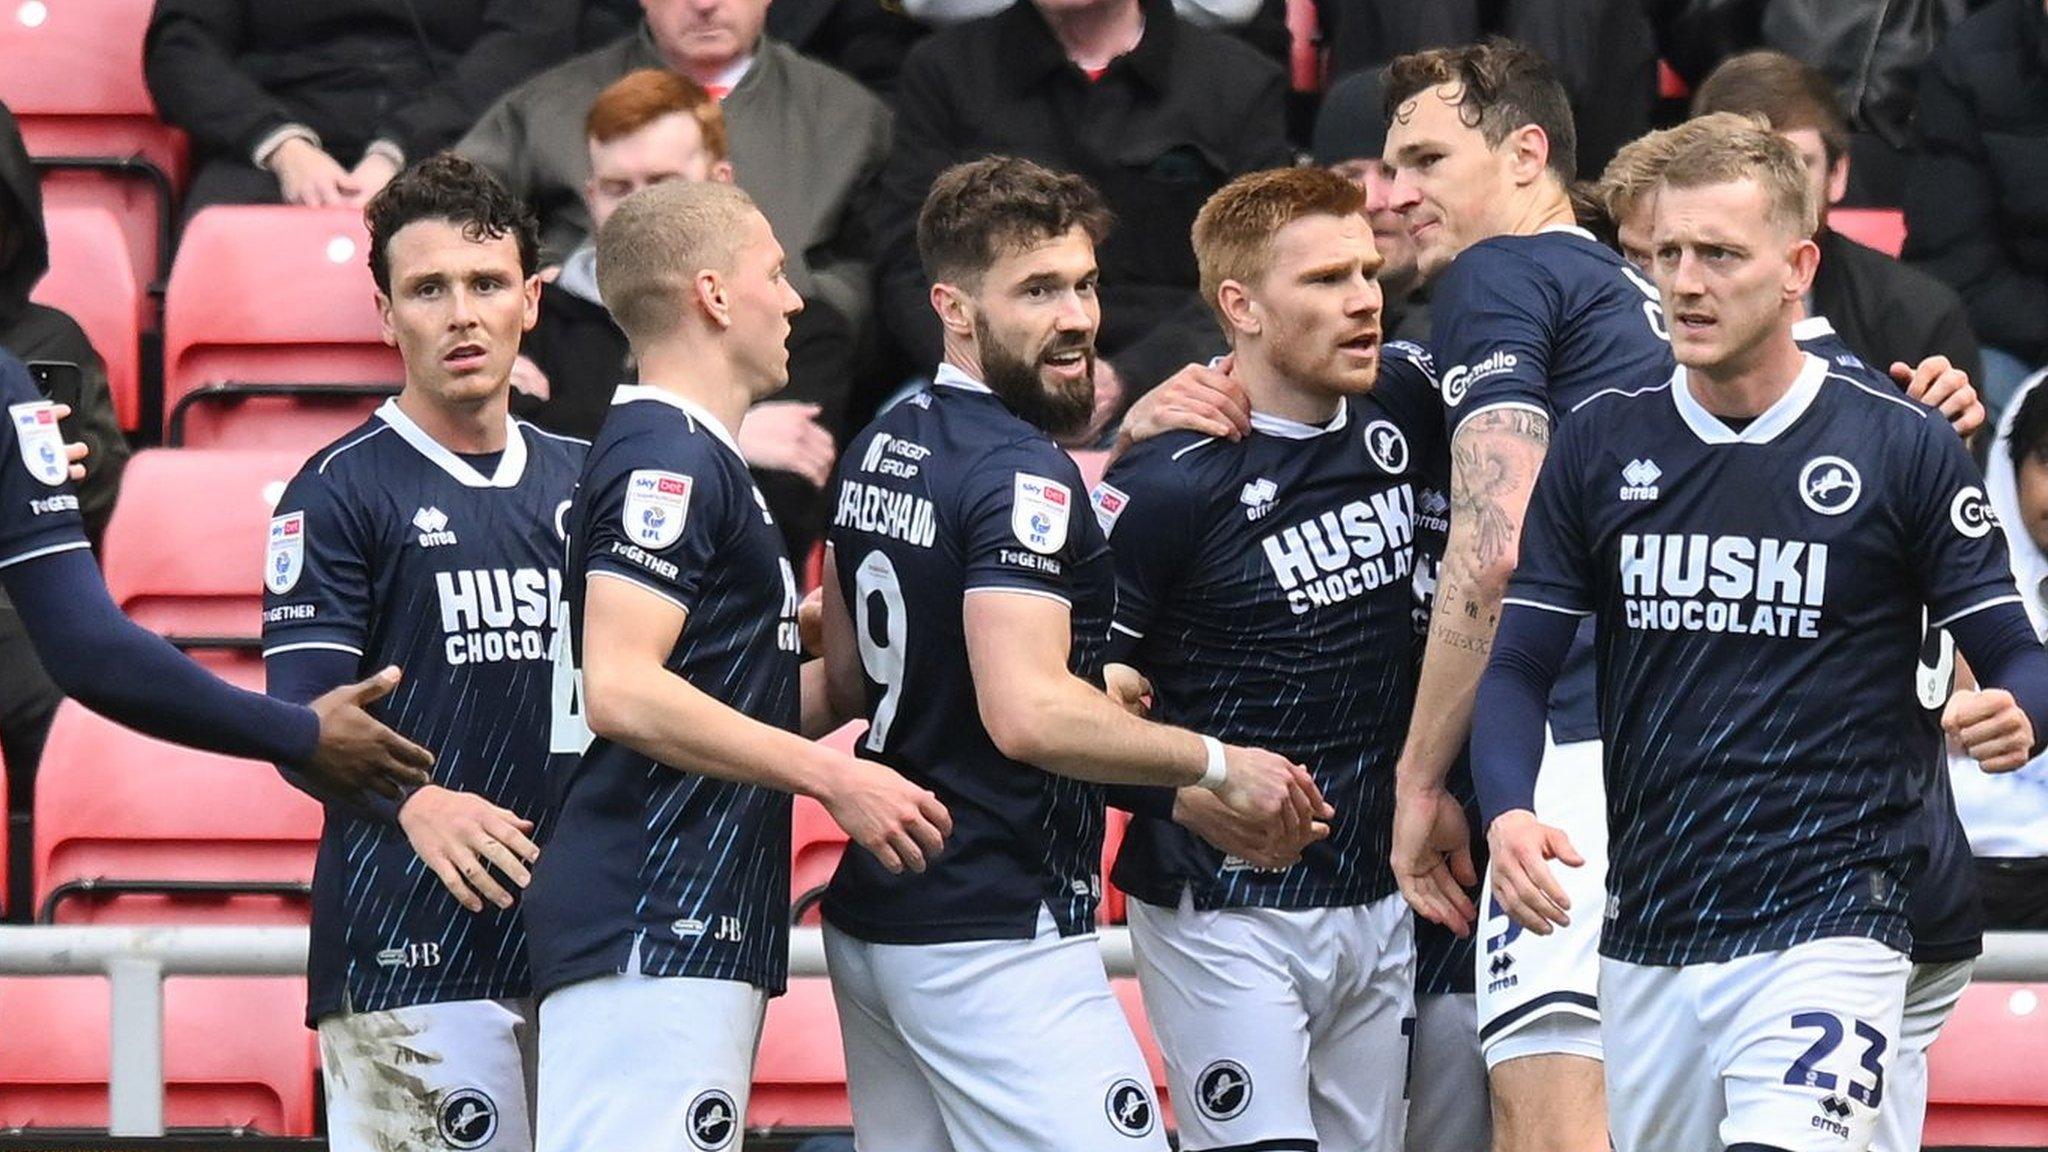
[266,512,305,595]
[10,402,65,487]
[1012,473,1071,555]
[624,469,692,550]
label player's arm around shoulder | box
[578,437,952,874]
[957,443,1328,848]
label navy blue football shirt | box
[262,399,586,1020]
[1432,225,1675,742]
[1101,345,1441,912]
[0,354,87,571]
[821,363,1115,945]
[525,385,801,997]
[1507,355,2021,965]
[1792,315,1984,963]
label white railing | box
[0,925,2044,1137]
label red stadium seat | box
[1829,208,1908,259]
[1924,981,2048,1147]
[32,701,322,926]
[0,0,188,286]
[0,975,315,1135]
[100,449,301,644]
[1657,59,1691,101]
[162,207,400,450]
[751,977,850,1129]
[1285,0,1323,93]
[33,206,144,429]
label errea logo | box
[1619,458,1661,502]
[413,506,458,547]
[1240,478,1278,521]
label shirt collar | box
[1249,402,1349,439]
[933,362,994,394]
[375,399,530,488]
[1537,223,1599,243]
[1790,315,1837,342]
[1669,352,1827,445]
[611,383,745,457]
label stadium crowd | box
[2,0,2048,1150]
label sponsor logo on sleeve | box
[1439,350,1519,408]
[623,469,692,549]
[265,512,305,595]
[9,402,66,487]
[1090,482,1129,535]
[1951,485,1996,538]
[1011,473,1071,554]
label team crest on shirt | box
[687,1089,739,1150]
[265,512,305,595]
[1950,485,1997,539]
[1011,473,1071,555]
[436,1087,497,1149]
[1363,419,1409,474]
[1798,456,1861,516]
[9,402,65,487]
[623,469,692,549]
[1103,1078,1156,1137]
[1090,482,1129,535]
[1195,1059,1253,1121]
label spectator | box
[516,69,838,557]
[1692,50,1984,392]
[456,0,889,324]
[1311,69,1429,343]
[1956,369,2048,929]
[143,0,578,218]
[872,0,1291,442]
[1904,0,2048,415]
[899,0,1262,30]
[1315,1,1655,176]
[0,101,132,785]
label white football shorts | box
[1872,958,1973,1152]
[1602,936,1909,1152]
[534,941,767,1152]
[319,996,537,1152]
[1406,993,1493,1152]
[1475,731,1608,1067]
[825,906,1168,1152]
[1128,891,1415,1152]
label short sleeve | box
[1430,245,1558,436]
[959,441,1090,603]
[0,355,89,570]
[1372,343,1448,468]
[262,469,374,658]
[1096,443,1202,644]
[1901,417,2023,629]
[1502,417,1595,617]
[583,430,737,614]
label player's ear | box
[520,273,542,333]
[1216,280,1259,339]
[695,268,731,329]
[930,281,974,339]
[711,160,735,185]
[374,289,398,348]
[1505,123,1551,187]
[1785,236,1821,300]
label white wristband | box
[1196,735,1228,791]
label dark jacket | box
[0,103,128,540]
[1902,0,2048,363]
[515,278,631,442]
[1814,226,1983,386]
[871,0,1292,400]
[143,0,577,166]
